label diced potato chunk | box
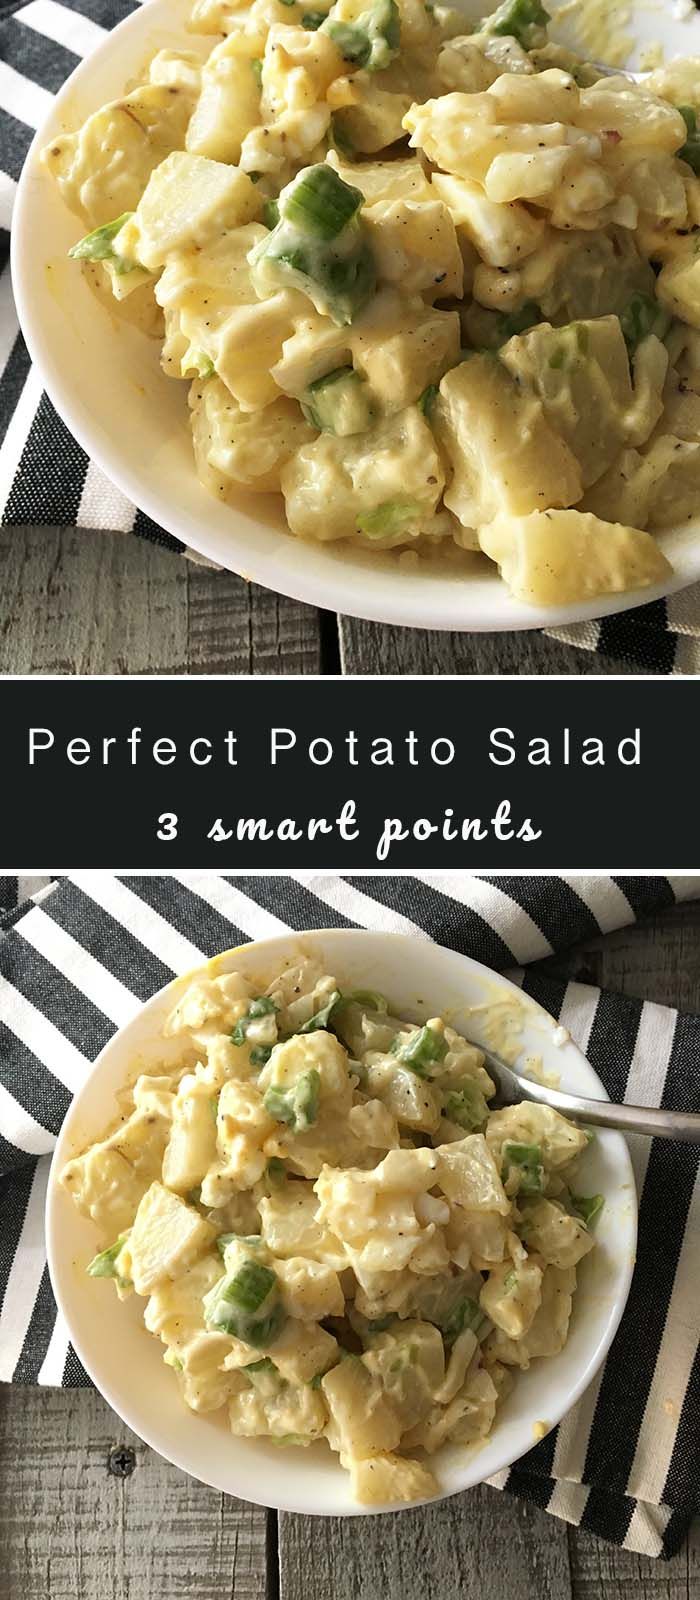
[322,1356,402,1457]
[281,407,444,545]
[351,294,460,412]
[60,1146,147,1233]
[349,1451,438,1504]
[129,1182,216,1295]
[365,199,463,301]
[431,172,544,268]
[162,1075,218,1194]
[117,153,260,272]
[436,1134,510,1214]
[326,149,434,207]
[186,39,261,164]
[41,84,195,226]
[435,357,582,529]
[657,239,700,329]
[480,1251,543,1339]
[479,508,672,606]
[191,379,314,499]
[485,1104,590,1171]
[519,1199,594,1269]
[276,1256,345,1320]
[367,1061,442,1132]
[486,1265,576,1368]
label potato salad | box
[42,0,700,602]
[61,957,603,1505]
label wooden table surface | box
[1,898,699,1599]
[0,525,649,674]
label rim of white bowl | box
[46,930,637,1515]
[11,0,700,632]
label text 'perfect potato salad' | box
[43,0,700,603]
[61,958,604,1504]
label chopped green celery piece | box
[302,8,327,22]
[443,1078,489,1131]
[503,1140,545,1195]
[503,1269,518,1292]
[322,0,399,70]
[497,300,541,343]
[284,164,364,238]
[348,988,388,1011]
[266,1156,287,1183]
[216,1232,264,1259]
[250,1044,273,1067]
[440,1296,489,1345]
[205,1259,285,1346]
[245,1356,278,1383]
[298,989,343,1032]
[263,198,280,230]
[249,165,375,324]
[417,383,438,418]
[390,1023,448,1077]
[481,0,550,48]
[330,113,356,154]
[301,366,373,435]
[69,212,136,275]
[571,1193,605,1228]
[619,292,671,352]
[677,104,700,173]
[87,1232,129,1279]
[251,57,263,85]
[232,996,278,1045]
[187,349,215,380]
[264,1067,321,1131]
[356,498,421,538]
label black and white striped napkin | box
[3,0,700,668]
[1,872,699,1557]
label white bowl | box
[12,0,700,631]
[47,929,637,1515]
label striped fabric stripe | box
[2,0,700,667]
[0,873,699,1558]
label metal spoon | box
[480,1045,700,1142]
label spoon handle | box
[510,1077,700,1143]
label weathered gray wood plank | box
[338,618,644,675]
[278,1482,573,1600]
[0,1384,267,1600]
[537,898,700,1013]
[0,527,322,674]
[568,1521,699,1600]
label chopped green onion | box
[87,1232,129,1279]
[443,1078,489,1131]
[266,1156,287,1183]
[298,989,343,1032]
[69,212,136,275]
[440,1296,488,1345]
[216,1232,264,1259]
[619,292,670,352]
[330,113,355,154]
[302,8,327,23]
[348,988,388,1011]
[210,1093,220,1123]
[417,383,438,418]
[497,300,542,343]
[263,198,280,230]
[322,0,399,70]
[187,349,215,379]
[323,19,371,64]
[503,1140,545,1195]
[232,996,278,1045]
[356,498,420,539]
[264,1067,321,1131]
[251,57,263,85]
[571,1193,605,1228]
[250,1044,273,1067]
[481,0,550,49]
[390,1023,448,1077]
[677,103,700,173]
[284,164,364,240]
[205,1259,285,1347]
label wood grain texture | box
[0,1385,267,1600]
[568,1519,699,1600]
[337,619,643,676]
[278,1483,573,1600]
[0,528,321,675]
